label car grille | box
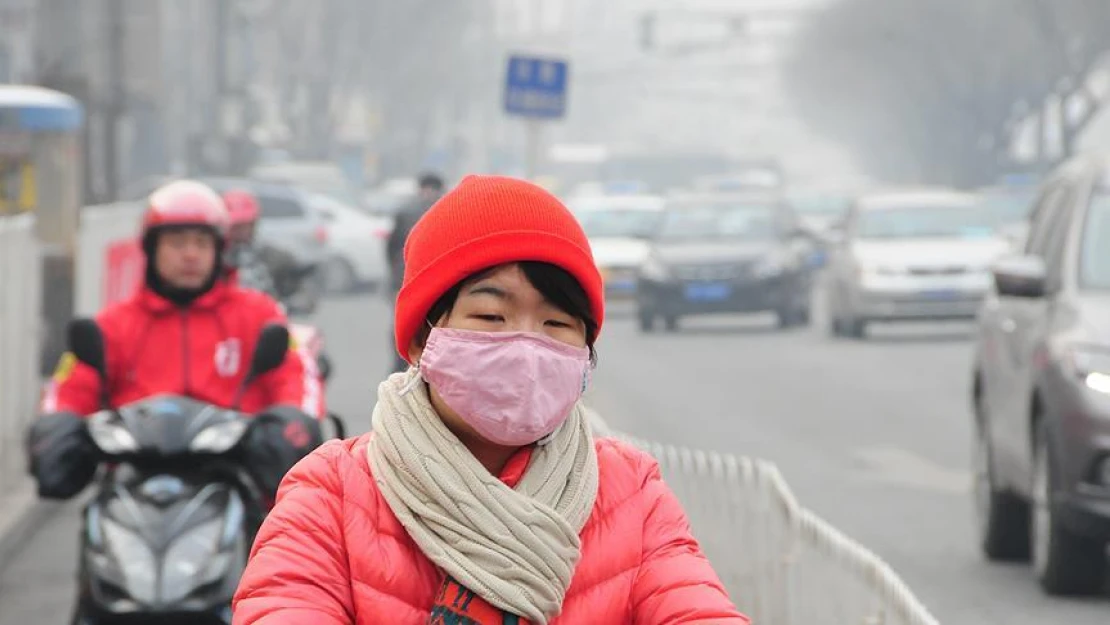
[672,262,752,281]
[907,266,968,276]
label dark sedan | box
[972,153,1110,596]
[635,193,818,332]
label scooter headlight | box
[101,518,158,605]
[160,518,226,604]
[189,420,249,453]
[88,411,139,454]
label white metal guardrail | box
[0,215,43,495]
[591,417,940,625]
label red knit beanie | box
[394,175,604,361]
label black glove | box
[26,412,99,500]
[241,406,324,502]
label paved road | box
[2,288,1108,624]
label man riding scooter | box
[27,180,325,505]
[222,188,278,300]
[220,187,335,393]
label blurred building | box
[0,0,36,83]
[25,0,265,202]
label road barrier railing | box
[592,419,941,625]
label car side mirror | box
[992,255,1047,298]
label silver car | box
[972,154,1110,595]
[825,189,1010,338]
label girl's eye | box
[472,314,503,322]
[546,320,572,328]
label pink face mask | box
[418,327,591,447]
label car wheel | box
[70,605,100,625]
[1032,419,1107,595]
[827,288,846,336]
[663,315,679,332]
[637,308,656,333]
[323,257,356,294]
[797,305,812,326]
[974,405,1031,561]
[844,316,866,339]
[776,307,804,329]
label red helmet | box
[141,180,230,241]
[222,188,261,226]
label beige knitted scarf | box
[367,370,599,624]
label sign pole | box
[503,54,569,181]
[525,120,541,181]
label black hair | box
[418,261,598,365]
[417,172,445,192]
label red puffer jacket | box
[232,433,748,624]
[40,282,323,417]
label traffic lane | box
[0,295,387,624]
[314,290,394,437]
[0,497,82,625]
[587,307,1109,624]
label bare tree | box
[785,0,1110,186]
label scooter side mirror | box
[249,324,291,380]
[67,318,110,408]
[68,318,107,375]
[233,323,290,410]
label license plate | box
[608,279,636,292]
[922,289,960,301]
[685,282,732,302]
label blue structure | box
[0,85,86,376]
[503,55,570,120]
[0,85,84,132]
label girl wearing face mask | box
[232,176,747,625]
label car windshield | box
[1080,195,1110,290]
[790,194,849,217]
[658,204,778,241]
[573,207,662,239]
[979,192,1037,225]
[857,205,999,239]
[306,183,360,207]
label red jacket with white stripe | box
[41,281,324,418]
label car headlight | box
[160,517,226,604]
[101,518,158,605]
[639,257,670,280]
[752,256,786,278]
[856,261,903,277]
[1066,345,1110,394]
[88,412,139,454]
[189,419,249,453]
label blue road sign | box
[503,55,569,120]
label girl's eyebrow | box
[466,284,510,300]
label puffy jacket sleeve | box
[630,454,750,624]
[233,442,353,624]
[252,296,324,418]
